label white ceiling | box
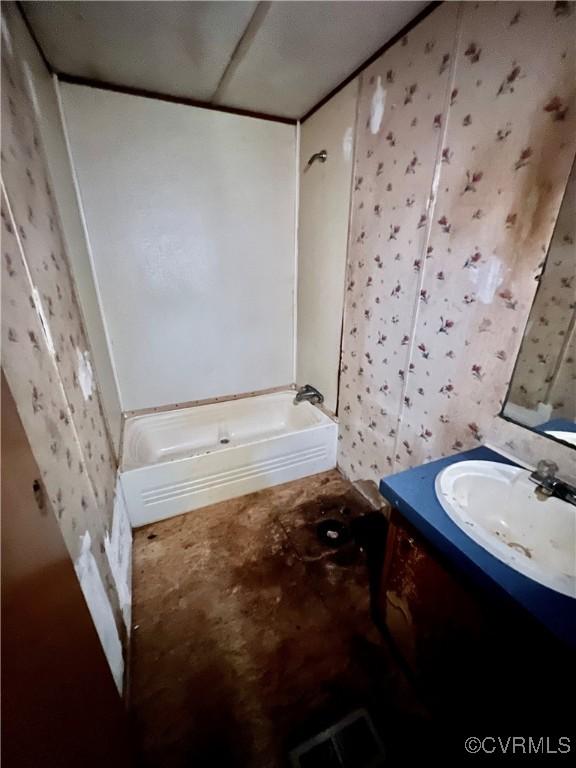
[22,1,429,120]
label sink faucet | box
[294,384,324,405]
[529,460,576,506]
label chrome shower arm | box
[306,149,328,169]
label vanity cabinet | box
[380,509,484,681]
[379,508,574,730]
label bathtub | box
[120,391,337,527]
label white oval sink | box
[546,430,576,448]
[435,460,576,598]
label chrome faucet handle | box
[530,460,576,506]
[294,384,324,405]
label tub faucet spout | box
[294,384,324,405]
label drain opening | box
[316,519,352,548]
[220,438,230,445]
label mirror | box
[503,161,575,449]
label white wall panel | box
[61,85,296,412]
[297,80,358,413]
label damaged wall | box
[2,5,123,452]
[338,1,576,483]
[1,6,131,691]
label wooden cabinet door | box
[380,509,484,686]
[379,508,574,730]
[1,373,134,767]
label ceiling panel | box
[22,0,430,119]
[218,1,429,118]
[22,1,258,102]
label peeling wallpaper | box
[338,1,576,483]
[1,10,128,682]
[3,2,123,452]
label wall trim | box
[293,120,301,383]
[122,383,296,422]
[56,72,298,125]
[335,78,361,418]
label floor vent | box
[290,709,386,768]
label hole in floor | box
[219,438,230,444]
[316,518,352,548]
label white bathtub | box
[120,391,337,527]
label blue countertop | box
[535,417,576,437]
[379,446,576,649]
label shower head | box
[305,149,328,170]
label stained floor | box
[129,470,429,767]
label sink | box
[435,460,576,598]
[546,430,576,448]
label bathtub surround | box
[338,1,576,484]
[59,83,296,413]
[1,8,129,690]
[296,80,359,413]
[120,392,337,526]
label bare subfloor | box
[129,471,428,767]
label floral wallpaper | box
[1,13,125,645]
[508,160,575,415]
[547,323,575,420]
[338,1,576,483]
